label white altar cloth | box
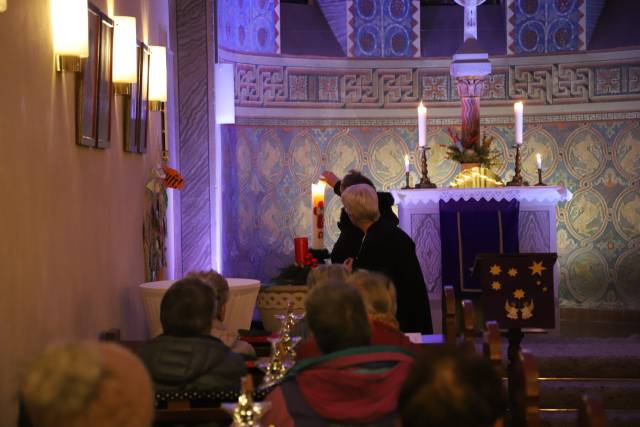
[390,186,572,333]
[139,278,261,338]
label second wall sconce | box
[51,0,88,72]
[112,16,138,95]
[149,45,168,160]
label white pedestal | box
[139,278,261,338]
[391,186,572,334]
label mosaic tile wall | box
[221,119,640,310]
[347,0,420,57]
[507,0,586,55]
[217,0,280,54]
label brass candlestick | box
[506,144,529,186]
[402,171,411,189]
[415,147,436,189]
[535,168,546,186]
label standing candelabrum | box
[506,144,529,187]
[415,146,437,189]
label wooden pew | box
[511,349,540,427]
[483,320,502,375]
[578,394,607,427]
[461,299,476,352]
[443,286,457,346]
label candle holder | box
[535,168,546,186]
[506,144,529,187]
[402,171,411,189]
[414,147,437,189]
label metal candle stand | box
[414,146,436,189]
[402,171,411,189]
[535,168,546,186]
[506,144,529,187]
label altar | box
[391,186,572,333]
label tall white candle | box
[536,153,542,170]
[514,101,524,144]
[418,102,427,147]
[311,181,326,250]
[404,154,410,172]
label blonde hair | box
[21,342,153,427]
[187,270,229,318]
[347,270,399,329]
[306,264,349,288]
[341,184,381,225]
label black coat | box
[330,181,399,264]
[353,219,433,334]
[140,335,247,392]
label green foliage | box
[272,264,311,285]
[445,134,502,168]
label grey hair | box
[341,183,381,224]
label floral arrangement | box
[444,128,502,168]
[271,238,319,285]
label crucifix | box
[454,0,486,42]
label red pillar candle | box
[294,237,309,266]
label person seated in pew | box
[397,348,506,427]
[140,277,247,392]
[187,270,256,359]
[296,270,418,361]
[306,263,350,288]
[321,169,399,265]
[263,281,415,427]
[20,341,154,427]
[341,184,433,334]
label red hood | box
[295,349,414,424]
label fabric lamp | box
[51,0,88,71]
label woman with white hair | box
[341,184,433,334]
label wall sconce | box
[215,63,235,124]
[0,0,7,13]
[51,0,89,72]
[112,16,137,95]
[149,45,168,160]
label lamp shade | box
[0,0,7,13]
[215,63,235,124]
[148,45,167,102]
[51,0,89,57]
[112,16,137,83]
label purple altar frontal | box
[391,186,572,334]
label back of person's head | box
[160,277,216,336]
[21,341,153,427]
[305,280,371,354]
[341,184,381,225]
[398,348,506,427]
[340,170,375,194]
[306,264,349,289]
[186,270,229,320]
[346,270,399,329]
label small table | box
[139,278,261,338]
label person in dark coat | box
[341,184,433,334]
[322,170,399,264]
[140,277,247,392]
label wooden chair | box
[483,320,502,375]
[577,394,607,427]
[443,286,457,346]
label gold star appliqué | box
[508,268,518,277]
[513,289,525,299]
[491,281,502,291]
[528,261,546,276]
[490,264,502,276]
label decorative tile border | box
[232,60,640,108]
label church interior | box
[1,0,639,426]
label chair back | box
[512,350,540,427]
[578,394,607,427]
[443,286,457,346]
[483,320,502,374]
[461,299,475,352]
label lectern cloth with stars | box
[476,253,558,329]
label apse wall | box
[217,47,640,314]
[0,1,171,424]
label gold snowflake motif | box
[508,268,518,277]
[490,264,502,276]
[513,289,525,299]
[491,281,502,291]
[528,261,546,276]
